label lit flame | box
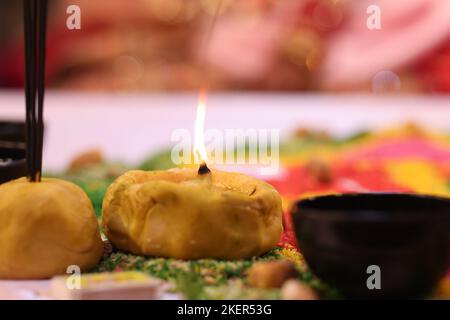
[193,86,208,164]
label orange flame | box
[193,86,208,164]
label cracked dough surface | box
[0,178,103,279]
[102,169,283,259]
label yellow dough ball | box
[102,169,283,259]
[0,178,103,279]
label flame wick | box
[193,86,208,164]
[198,161,211,175]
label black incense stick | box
[36,0,47,181]
[23,0,33,179]
[23,0,47,182]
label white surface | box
[0,280,51,300]
[0,279,180,300]
[1,90,449,171]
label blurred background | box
[1,0,450,93]
[2,0,450,301]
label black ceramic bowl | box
[0,121,26,145]
[292,193,450,299]
[0,146,26,184]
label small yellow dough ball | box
[0,178,103,279]
[102,169,283,260]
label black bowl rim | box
[0,141,26,149]
[292,192,450,221]
[0,121,26,143]
[0,146,26,167]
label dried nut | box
[102,239,116,257]
[403,122,425,136]
[247,260,298,289]
[435,277,450,299]
[305,159,332,183]
[294,128,330,141]
[68,149,103,172]
[106,167,123,179]
[281,279,318,300]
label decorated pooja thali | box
[2,118,449,300]
[0,0,450,303]
[61,124,450,300]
